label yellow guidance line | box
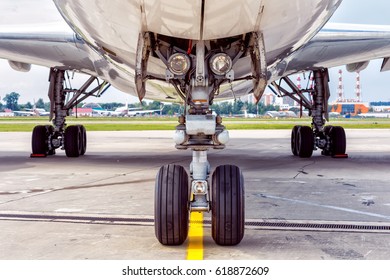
[186,212,204,260]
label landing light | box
[168,53,191,76]
[209,53,232,76]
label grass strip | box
[1,119,390,132]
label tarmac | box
[0,129,390,260]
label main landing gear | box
[31,68,110,158]
[31,124,87,157]
[291,125,346,158]
[271,69,347,159]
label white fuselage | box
[53,0,342,101]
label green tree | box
[148,101,162,110]
[44,102,51,112]
[162,103,182,116]
[246,102,257,114]
[3,92,20,111]
[101,102,123,110]
[219,102,233,115]
[211,103,221,115]
[25,102,33,109]
[232,100,244,114]
[35,98,45,109]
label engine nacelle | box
[346,61,369,72]
[8,60,31,72]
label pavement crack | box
[343,183,357,188]
[53,178,155,192]
[293,161,316,179]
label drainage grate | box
[244,221,390,232]
[1,213,390,233]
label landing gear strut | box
[272,69,347,158]
[31,68,110,157]
[151,38,253,246]
[140,30,268,246]
[154,111,245,246]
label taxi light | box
[168,53,191,76]
[209,53,232,75]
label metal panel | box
[186,115,216,135]
[143,0,202,39]
[203,0,262,40]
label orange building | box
[331,102,369,116]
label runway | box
[0,129,390,260]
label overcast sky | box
[1,0,390,104]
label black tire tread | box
[64,125,80,157]
[291,125,301,156]
[212,165,244,246]
[330,126,346,155]
[77,125,87,156]
[155,164,189,245]
[32,125,48,154]
[297,126,314,158]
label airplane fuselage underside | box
[53,0,341,102]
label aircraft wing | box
[283,23,390,75]
[37,111,51,117]
[127,109,162,116]
[0,24,98,75]
[12,111,35,116]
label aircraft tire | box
[77,125,87,156]
[64,125,81,157]
[330,126,346,155]
[212,165,244,246]
[296,126,314,158]
[323,125,333,136]
[321,126,334,156]
[44,125,56,155]
[32,125,49,155]
[291,125,301,156]
[155,164,189,245]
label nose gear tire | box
[155,164,189,245]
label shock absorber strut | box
[312,69,327,134]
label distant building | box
[261,92,275,106]
[330,102,369,116]
[283,96,295,107]
[239,93,255,104]
[370,102,390,112]
[0,109,14,117]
